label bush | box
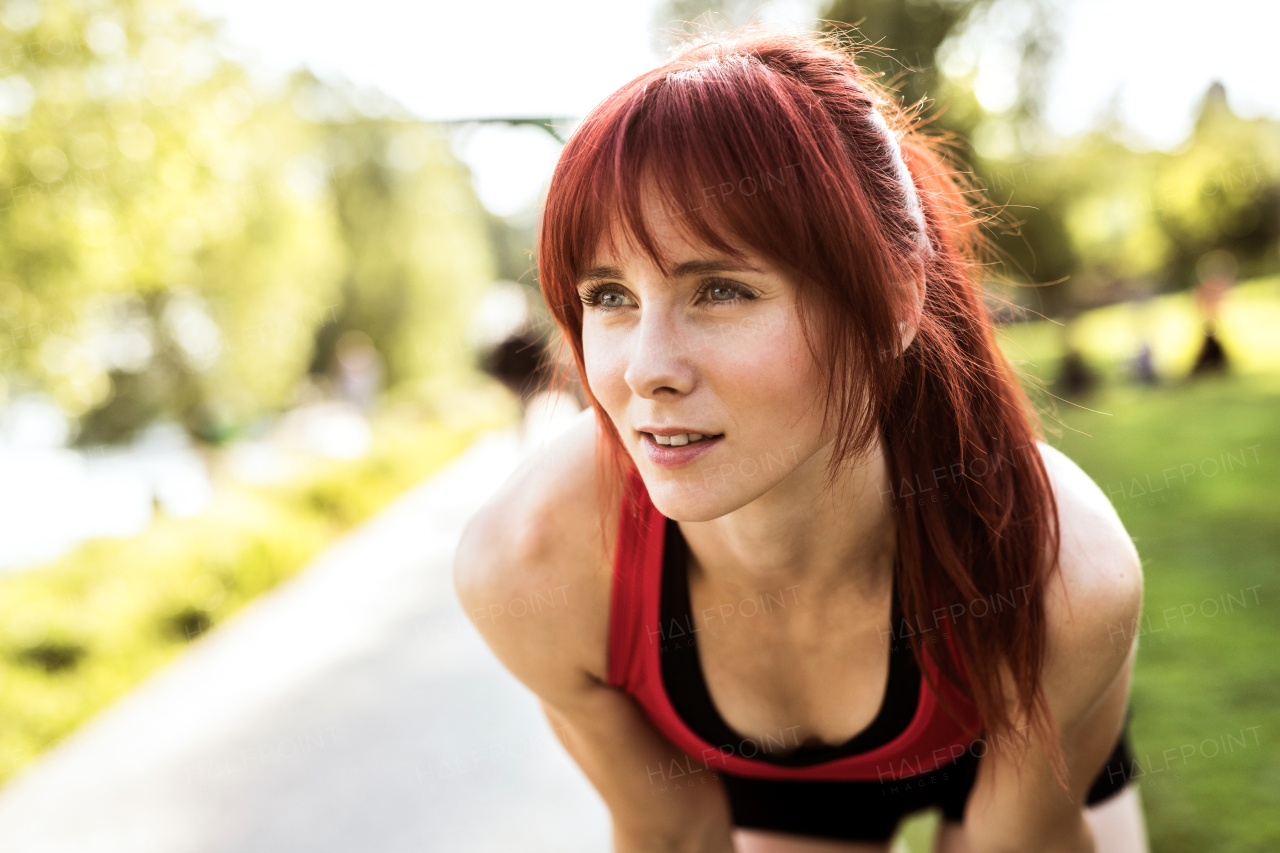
[0,404,507,786]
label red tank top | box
[607,466,984,782]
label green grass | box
[0,389,516,787]
[892,278,1280,852]
[1041,375,1280,852]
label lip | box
[636,425,721,437]
[639,430,724,469]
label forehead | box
[587,178,753,273]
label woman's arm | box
[453,413,737,852]
[539,686,738,853]
[954,443,1145,853]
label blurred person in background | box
[1190,250,1235,376]
[1055,316,1099,398]
[456,29,1147,853]
[474,280,583,447]
[334,330,384,413]
[479,329,551,409]
[1130,339,1158,385]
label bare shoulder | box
[452,407,621,698]
[1034,441,1144,721]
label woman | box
[454,30,1149,852]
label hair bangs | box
[562,52,880,290]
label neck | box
[678,433,897,605]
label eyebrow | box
[576,259,763,286]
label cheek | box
[709,315,821,414]
[581,324,629,406]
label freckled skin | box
[581,186,838,525]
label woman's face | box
[579,188,837,521]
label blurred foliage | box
[0,0,495,445]
[653,0,1280,316]
[0,0,516,787]
[821,0,1005,128]
[983,86,1280,314]
[0,403,511,787]
[819,0,1280,314]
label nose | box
[623,301,698,400]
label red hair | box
[535,30,1066,784]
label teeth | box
[650,432,714,446]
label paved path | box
[0,412,611,852]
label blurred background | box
[0,0,1276,851]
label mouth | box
[641,431,725,447]
[638,430,725,470]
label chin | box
[640,471,752,522]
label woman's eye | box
[579,284,630,308]
[581,279,752,309]
[701,281,754,304]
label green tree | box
[0,0,495,444]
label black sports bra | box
[658,517,922,767]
